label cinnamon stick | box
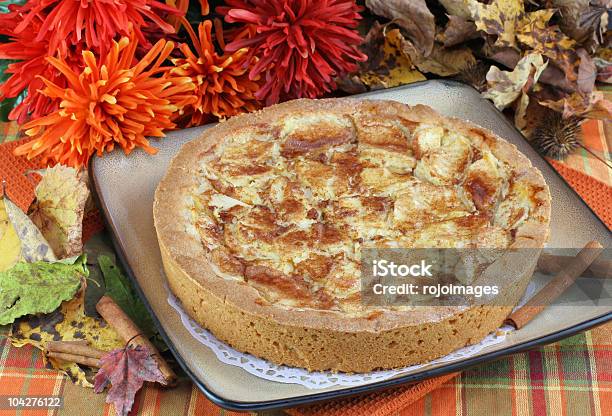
[505,241,604,329]
[536,253,611,279]
[47,341,105,360]
[96,295,176,385]
[47,351,101,368]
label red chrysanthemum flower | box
[171,18,260,126]
[0,10,80,123]
[218,0,367,105]
[14,34,196,168]
[10,0,181,55]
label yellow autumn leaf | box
[465,0,524,48]
[10,285,124,387]
[0,199,21,271]
[484,53,548,131]
[0,195,57,271]
[517,8,556,32]
[484,53,548,108]
[29,166,89,259]
[0,198,7,241]
[357,27,426,89]
[516,9,578,81]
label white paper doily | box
[166,281,537,389]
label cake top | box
[161,99,550,314]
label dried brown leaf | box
[540,91,612,120]
[438,15,479,48]
[359,21,387,73]
[576,48,596,95]
[553,0,608,47]
[365,0,435,55]
[438,0,471,19]
[489,48,521,68]
[94,345,166,416]
[392,27,476,77]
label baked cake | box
[154,99,551,372]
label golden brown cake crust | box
[154,98,551,372]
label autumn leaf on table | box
[360,4,476,78]
[0,197,21,271]
[437,0,471,19]
[0,195,57,271]
[29,165,89,258]
[464,0,524,48]
[484,53,548,132]
[486,46,577,93]
[516,9,579,82]
[535,46,608,120]
[437,15,479,48]
[0,256,85,325]
[553,0,609,47]
[575,48,597,95]
[365,0,435,55]
[396,30,476,77]
[337,23,425,93]
[94,345,166,416]
[10,282,125,387]
[540,91,612,120]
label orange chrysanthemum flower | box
[171,19,260,127]
[14,35,196,168]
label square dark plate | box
[90,80,612,411]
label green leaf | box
[0,95,18,122]
[98,255,162,348]
[83,234,114,317]
[0,60,24,122]
[0,256,86,325]
[0,0,26,14]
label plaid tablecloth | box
[0,91,611,415]
[1,325,611,415]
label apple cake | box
[154,99,551,372]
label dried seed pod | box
[454,61,490,92]
[532,111,583,160]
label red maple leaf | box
[94,345,166,416]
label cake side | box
[161,235,526,372]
